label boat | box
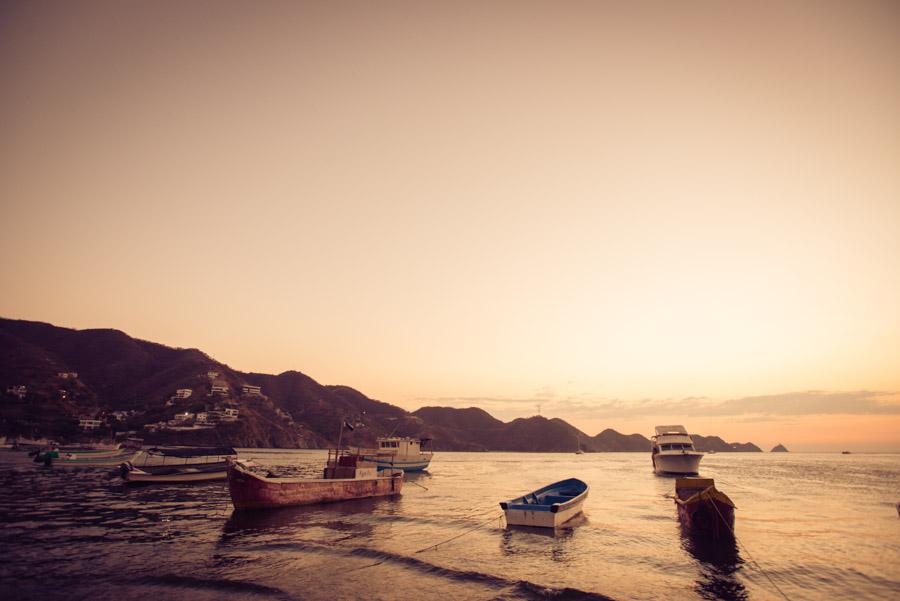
[651,425,704,475]
[674,477,735,539]
[34,444,136,467]
[358,437,433,472]
[119,446,237,483]
[574,432,584,454]
[227,449,404,510]
[499,478,588,528]
[841,451,852,454]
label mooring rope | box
[705,495,791,601]
[344,510,504,571]
[414,512,503,554]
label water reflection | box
[222,496,398,537]
[499,518,583,564]
[680,527,747,601]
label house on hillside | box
[174,388,193,399]
[78,418,102,430]
[222,408,239,422]
[210,383,229,396]
[206,370,220,379]
[111,411,129,422]
[57,372,78,380]
[241,384,262,396]
[173,412,195,423]
[6,385,27,399]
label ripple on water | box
[2,451,900,601]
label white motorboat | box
[358,437,433,472]
[651,425,704,475]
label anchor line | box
[705,495,791,601]
[414,513,503,554]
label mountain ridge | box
[0,317,761,452]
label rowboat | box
[227,450,404,510]
[119,446,237,483]
[674,478,735,539]
[34,445,136,467]
[500,478,588,528]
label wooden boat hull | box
[121,460,229,483]
[501,478,589,529]
[38,450,136,467]
[125,468,227,483]
[227,460,404,510]
[675,478,735,539]
[503,497,586,528]
[372,457,431,472]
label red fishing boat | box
[227,450,404,510]
[674,478,736,539]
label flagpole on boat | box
[336,420,345,462]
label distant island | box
[0,317,763,452]
[771,443,789,452]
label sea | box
[1,450,898,601]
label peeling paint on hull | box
[227,461,403,510]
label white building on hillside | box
[241,385,262,396]
[210,383,229,395]
[7,385,27,399]
[78,418,102,430]
[174,388,193,399]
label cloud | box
[415,390,900,420]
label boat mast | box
[336,420,345,460]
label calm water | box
[1,450,898,601]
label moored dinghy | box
[35,444,136,467]
[227,449,404,510]
[119,446,237,483]
[674,478,736,539]
[500,478,588,528]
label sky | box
[1,1,898,451]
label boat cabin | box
[376,437,430,456]
[324,450,378,480]
[652,425,697,450]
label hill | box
[0,317,762,452]
[692,434,762,452]
[771,443,789,452]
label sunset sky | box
[2,1,898,451]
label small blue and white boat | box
[362,437,433,472]
[500,478,589,528]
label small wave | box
[130,574,295,600]
[345,547,615,600]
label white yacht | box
[651,425,704,475]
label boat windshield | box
[660,443,695,451]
